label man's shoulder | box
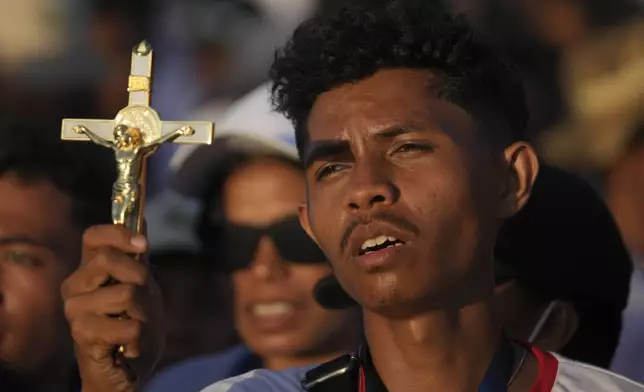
[556,355,644,391]
[200,366,312,392]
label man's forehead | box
[309,70,435,122]
[305,69,470,140]
[0,177,78,243]
[0,217,76,257]
[0,175,72,207]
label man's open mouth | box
[358,235,405,256]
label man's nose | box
[343,162,398,214]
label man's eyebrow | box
[0,235,51,249]
[302,140,351,169]
[372,124,425,139]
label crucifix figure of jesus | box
[61,41,214,233]
[73,123,195,228]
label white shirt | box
[201,344,644,392]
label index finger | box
[82,224,148,260]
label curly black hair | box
[270,0,528,156]
[0,119,115,230]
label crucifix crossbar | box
[61,117,214,146]
[61,41,213,148]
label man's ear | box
[498,142,539,219]
[298,203,320,246]
[531,301,579,353]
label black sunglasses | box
[202,215,327,272]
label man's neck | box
[364,298,502,392]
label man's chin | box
[355,282,452,318]
[355,286,410,317]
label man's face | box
[0,176,79,377]
[224,158,358,360]
[300,69,536,316]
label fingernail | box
[130,235,147,250]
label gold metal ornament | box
[61,40,214,360]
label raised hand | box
[62,224,165,392]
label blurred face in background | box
[0,176,78,389]
[223,157,359,369]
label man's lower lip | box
[355,244,405,269]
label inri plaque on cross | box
[61,41,214,233]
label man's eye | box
[394,143,433,154]
[6,251,40,267]
[315,164,345,180]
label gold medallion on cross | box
[61,41,214,233]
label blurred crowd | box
[1,0,644,390]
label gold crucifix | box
[61,41,214,233]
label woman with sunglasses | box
[145,83,362,392]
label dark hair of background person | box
[564,304,623,368]
[0,119,115,230]
[496,165,633,368]
[270,0,528,157]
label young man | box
[145,83,361,392]
[203,1,644,391]
[0,121,165,392]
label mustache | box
[339,212,420,253]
